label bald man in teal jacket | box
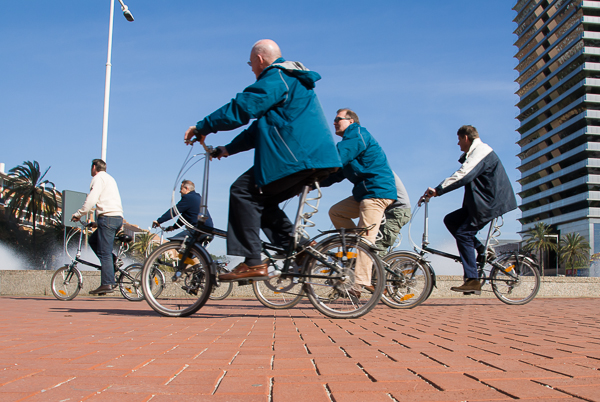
[185,39,341,281]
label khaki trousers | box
[329,197,394,287]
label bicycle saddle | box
[117,234,133,243]
[304,167,339,186]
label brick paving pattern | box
[0,296,599,401]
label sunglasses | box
[334,117,352,123]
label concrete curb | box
[1,270,599,298]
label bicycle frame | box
[417,199,524,283]
[64,222,133,279]
[184,143,379,285]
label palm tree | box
[4,161,58,248]
[522,222,558,276]
[559,233,590,276]
[132,232,157,259]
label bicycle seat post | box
[291,185,310,250]
[422,199,430,247]
[482,217,497,259]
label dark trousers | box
[443,207,487,279]
[227,168,319,259]
[89,215,123,285]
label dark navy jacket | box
[435,138,517,226]
[156,190,214,228]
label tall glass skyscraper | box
[514,0,600,263]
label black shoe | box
[89,284,115,295]
[181,285,198,296]
[295,240,317,267]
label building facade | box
[514,0,600,271]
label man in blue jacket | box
[152,180,213,239]
[183,39,341,281]
[321,109,397,298]
[419,125,517,294]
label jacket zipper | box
[273,126,298,162]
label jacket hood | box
[265,57,321,89]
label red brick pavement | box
[0,296,599,401]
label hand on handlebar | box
[184,126,204,146]
[418,187,437,206]
[152,220,160,229]
[211,146,229,160]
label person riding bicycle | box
[71,159,123,295]
[419,125,517,294]
[320,109,397,297]
[183,39,342,281]
[152,179,213,240]
[375,171,411,256]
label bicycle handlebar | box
[190,136,223,159]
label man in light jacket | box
[184,39,341,281]
[420,125,517,294]
[72,159,123,295]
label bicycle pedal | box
[237,279,251,286]
[462,291,481,296]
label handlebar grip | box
[210,147,223,158]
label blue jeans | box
[89,215,123,286]
[444,208,486,279]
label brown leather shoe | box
[450,279,481,295]
[219,262,269,282]
[364,285,388,296]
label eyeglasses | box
[247,61,252,66]
[334,117,352,123]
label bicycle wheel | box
[141,241,213,317]
[491,254,540,305]
[380,252,433,309]
[303,236,384,319]
[209,281,233,300]
[118,264,146,301]
[252,258,304,309]
[51,265,82,301]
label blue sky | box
[0,1,520,274]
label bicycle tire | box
[303,235,384,319]
[380,251,433,309]
[252,258,304,309]
[491,254,540,305]
[141,241,213,317]
[118,263,153,302]
[209,281,233,300]
[51,265,82,301]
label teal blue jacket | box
[321,123,397,201]
[195,58,341,187]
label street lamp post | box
[544,234,559,276]
[101,0,134,163]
